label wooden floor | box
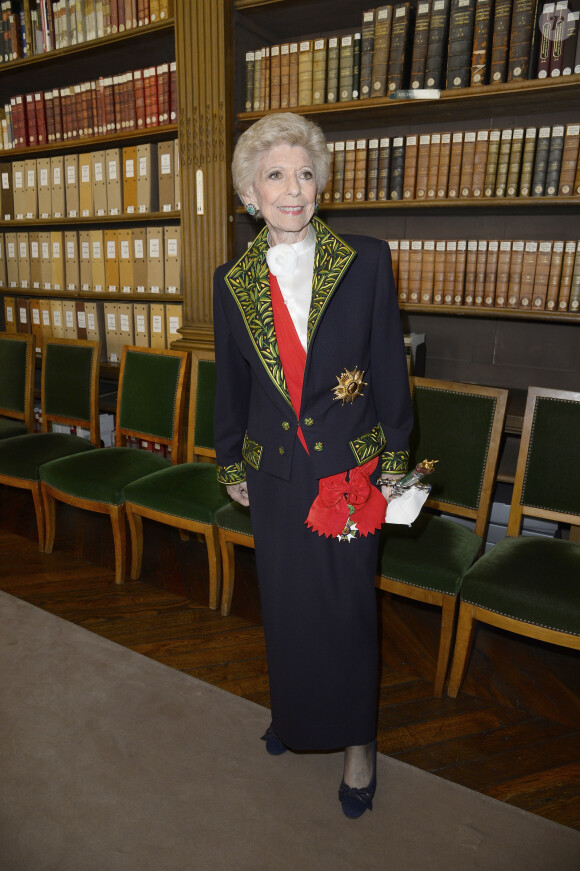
[1,485,579,830]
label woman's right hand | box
[227,482,250,507]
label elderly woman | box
[213,113,413,819]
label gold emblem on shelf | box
[332,367,367,405]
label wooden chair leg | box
[41,483,56,554]
[447,602,477,698]
[110,504,127,585]
[178,529,190,541]
[218,531,236,617]
[126,504,144,581]
[32,481,46,552]
[433,594,458,698]
[204,525,221,611]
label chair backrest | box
[42,338,101,445]
[507,386,580,537]
[0,332,35,432]
[187,350,217,463]
[115,345,189,463]
[408,377,509,537]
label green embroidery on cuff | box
[381,450,409,475]
[217,461,246,485]
[242,433,263,470]
[349,422,386,465]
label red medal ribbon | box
[306,456,387,538]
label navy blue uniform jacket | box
[213,217,413,486]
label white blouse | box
[266,223,316,352]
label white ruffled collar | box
[266,224,316,277]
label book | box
[426,132,441,198]
[463,239,478,305]
[408,240,423,303]
[389,136,405,200]
[289,44,299,109]
[402,134,418,199]
[360,9,376,99]
[270,46,281,110]
[354,139,368,202]
[332,140,345,202]
[532,240,552,309]
[473,239,488,305]
[549,0,568,77]
[371,6,393,97]
[544,124,565,196]
[410,1,432,89]
[425,0,451,88]
[459,130,477,197]
[339,34,355,102]
[366,138,379,200]
[353,31,362,98]
[494,240,512,307]
[536,2,554,78]
[494,128,513,197]
[397,239,410,302]
[568,246,580,312]
[446,0,477,89]
[519,127,538,196]
[489,0,512,83]
[518,240,538,309]
[557,241,576,310]
[342,139,356,202]
[558,123,580,195]
[260,46,270,111]
[420,240,436,303]
[377,137,391,200]
[505,127,524,197]
[326,37,339,103]
[312,38,327,105]
[471,0,494,84]
[453,240,467,304]
[447,131,464,197]
[433,240,447,303]
[562,10,579,75]
[322,142,334,204]
[471,129,489,197]
[388,3,414,93]
[507,241,525,308]
[530,125,551,195]
[279,44,290,109]
[545,240,564,311]
[415,134,431,198]
[508,0,542,80]
[298,40,314,107]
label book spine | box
[420,240,435,303]
[494,127,513,197]
[505,127,524,197]
[35,92,47,145]
[425,0,451,88]
[326,37,339,103]
[494,240,512,307]
[447,131,464,198]
[508,0,540,80]
[279,43,290,109]
[530,125,551,195]
[371,6,392,98]
[483,240,499,307]
[459,130,477,197]
[354,138,368,202]
[436,132,451,197]
[471,128,489,197]
[562,10,579,75]
[545,240,563,311]
[288,42,298,108]
[252,47,261,111]
[518,240,538,309]
[311,39,326,105]
[397,239,410,303]
[410,0,431,89]
[339,34,354,102]
[443,240,457,304]
[471,0,494,85]
[507,240,525,307]
[260,46,269,111]
[532,240,552,309]
[415,133,431,198]
[489,0,512,83]
[359,9,375,99]
[518,126,537,195]
[567,246,580,312]
[558,123,580,195]
[332,140,345,203]
[408,240,423,303]
[549,0,568,77]
[433,240,447,303]
[453,240,467,304]
[556,241,576,310]
[133,68,145,129]
[298,40,313,107]
[366,138,379,200]
[388,2,414,93]
[426,133,441,198]
[463,239,478,305]
[473,239,488,305]
[342,139,356,203]
[544,123,565,196]
[446,0,477,89]
[402,134,418,199]
[322,141,334,204]
[389,136,405,200]
[377,137,391,200]
[352,31,361,99]
[536,2,554,78]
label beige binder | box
[118,228,133,293]
[50,156,65,218]
[146,227,164,293]
[122,145,138,214]
[29,298,43,354]
[157,140,175,212]
[64,154,80,218]
[39,232,52,290]
[3,296,17,332]
[50,299,65,339]
[89,229,106,293]
[50,231,65,292]
[29,232,42,290]
[136,143,158,212]
[5,233,19,288]
[174,138,180,211]
[39,298,53,340]
[103,302,121,363]
[0,235,7,287]
[105,148,122,215]
[84,300,107,359]
[37,157,52,219]
[78,230,92,292]
[132,228,148,292]
[78,152,93,217]
[16,232,31,289]
[92,151,108,216]
[24,159,38,219]
[163,225,181,294]
[64,230,80,292]
[104,228,119,293]
[117,301,135,349]
[149,303,167,348]
[133,302,150,347]
[165,302,182,346]
[62,299,78,339]
[12,161,26,220]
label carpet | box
[1,591,578,871]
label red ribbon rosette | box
[305,457,387,540]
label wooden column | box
[173,0,234,352]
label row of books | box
[389,238,580,312]
[1,139,179,220]
[4,295,183,360]
[1,61,176,150]
[321,123,580,204]
[0,0,173,61]
[244,0,580,110]
[0,225,182,295]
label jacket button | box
[279,446,285,455]
[304,417,314,426]
[314,442,323,452]
[282,421,290,430]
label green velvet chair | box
[376,377,509,697]
[0,332,35,439]
[447,386,580,697]
[123,351,230,610]
[0,337,101,551]
[40,345,189,584]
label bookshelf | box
[229,0,580,400]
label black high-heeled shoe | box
[338,740,377,819]
[261,724,288,755]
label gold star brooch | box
[332,367,367,405]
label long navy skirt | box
[246,445,380,752]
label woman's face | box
[246,143,318,245]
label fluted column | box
[173,0,234,351]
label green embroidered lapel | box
[223,216,356,407]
